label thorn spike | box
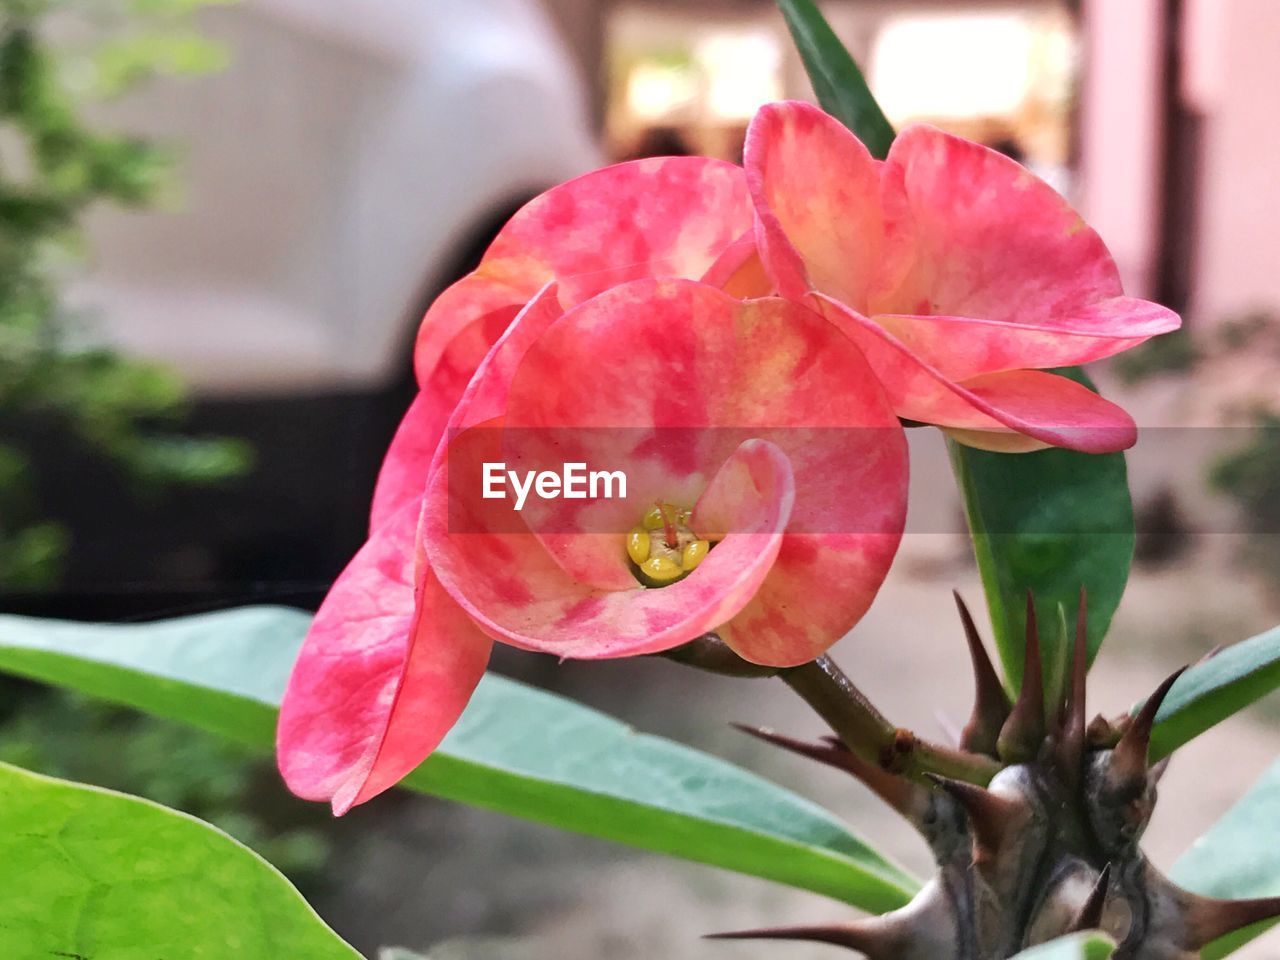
[953,590,1011,757]
[731,722,848,770]
[1058,586,1089,783]
[734,723,930,828]
[1109,666,1188,799]
[1184,895,1280,949]
[925,773,1020,858]
[998,593,1046,762]
[705,922,897,957]
[1068,863,1112,933]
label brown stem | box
[781,657,1001,787]
[659,637,1000,785]
[658,634,781,678]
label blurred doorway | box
[602,0,1080,196]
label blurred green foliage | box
[0,0,326,884]
[0,0,251,590]
[1211,411,1280,578]
[1170,311,1280,587]
[1112,326,1202,386]
[0,686,331,878]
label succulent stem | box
[701,588,1275,960]
[781,656,1001,786]
[656,633,780,677]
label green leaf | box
[0,607,918,913]
[1148,624,1280,762]
[1172,758,1280,958]
[948,371,1134,691]
[775,0,895,158]
[1011,933,1116,959]
[0,761,361,958]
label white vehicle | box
[77,0,598,397]
[59,0,599,601]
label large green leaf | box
[0,761,361,958]
[1148,624,1280,762]
[775,0,895,158]
[0,607,917,913]
[948,373,1134,690]
[1011,933,1116,960]
[1172,758,1280,958]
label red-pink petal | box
[699,230,774,298]
[379,296,520,529]
[875,296,1181,381]
[425,279,906,665]
[745,100,885,310]
[419,280,792,657]
[815,294,1136,453]
[424,425,794,660]
[414,156,754,387]
[277,502,492,814]
[956,369,1137,452]
[413,276,526,389]
[369,393,444,532]
[487,156,754,308]
[876,124,1125,324]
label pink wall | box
[1078,0,1166,301]
[1080,0,1280,323]
[1185,0,1280,323]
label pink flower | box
[277,158,907,813]
[745,101,1181,453]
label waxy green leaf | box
[948,371,1135,691]
[1148,624,1280,762]
[0,606,918,913]
[775,0,895,158]
[1011,933,1116,960]
[1172,758,1280,958]
[0,761,361,958]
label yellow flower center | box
[626,502,710,587]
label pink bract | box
[422,278,907,667]
[277,155,908,813]
[744,100,1181,453]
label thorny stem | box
[660,636,1001,786]
[702,601,1280,956]
[782,656,1001,787]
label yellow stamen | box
[626,528,650,566]
[681,539,710,572]
[641,504,668,531]
[640,556,683,583]
[628,502,712,587]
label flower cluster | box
[277,101,1178,813]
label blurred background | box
[1,0,1278,956]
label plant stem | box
[657,634,781,678]
[660,636,1001,785]
[781,657,1001,786]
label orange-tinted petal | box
[745,100,886,311]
